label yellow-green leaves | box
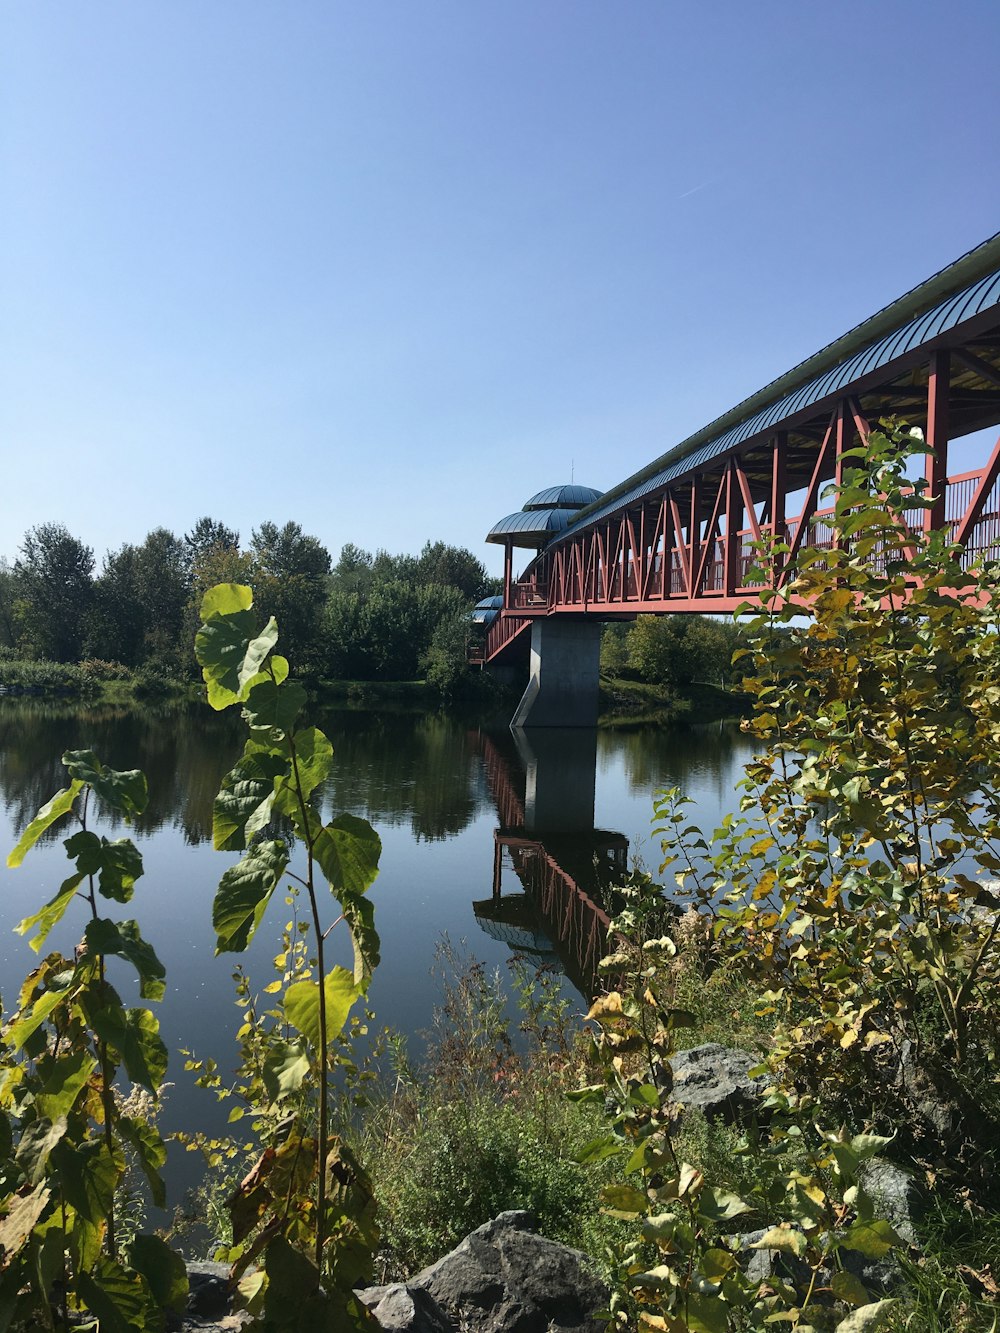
[7,781,83,867]
[195,584,278,709]
[284,967,360,1050]
[313,814,382,897]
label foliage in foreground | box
[582,423,1000,1330]
[0,583,385,1330]
[0,750,182,1328]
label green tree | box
[626,614,739,687]
[184,516,240,568]
[13,523,94,661]
[88,529,189,669]
[331,543,374,597]
[0,557,18,650]
[415,540,491,601]
[250,521,332,671]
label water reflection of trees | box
[316,707,488,841]
[0,701,245,844]
[0,702,489,848]
[601,720,756,801]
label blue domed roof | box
[523,484,603,511]
[486,508,578,547]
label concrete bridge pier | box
[511,617,602,729]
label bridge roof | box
[554,231,1000,541]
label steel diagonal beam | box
[625,513,640,601]
[847,396,871,443]
[688,478,703,600]
[724,461,744,596]
[782,408,839,577]
[735,459,762,542]
[641,501,664,601]
[693,470,728,597]
[669,492,690,596]
[660,498,673,599]
[955,432,1000,548]
[954,348,1000,389]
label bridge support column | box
[511,618,602,729]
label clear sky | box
[3,1,999,576]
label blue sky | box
[3,2,999,576]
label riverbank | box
[0,656,750,730]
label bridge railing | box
[496,464,1000,622]
[482,611,531,662]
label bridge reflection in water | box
[472,728,627,1000]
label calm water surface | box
[0,698,756,1203]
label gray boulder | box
[361,1284,454,1333]
[670,1044,768,1123]
[361,1211,607,1333]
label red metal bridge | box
[480,233,1000,684]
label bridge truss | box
[483,236,1000,664]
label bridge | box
[478,232,1000,726]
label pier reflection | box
[473,729,626,1000]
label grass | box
[352,946,625,1282]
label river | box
[0,697,756,1206]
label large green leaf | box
[0,1184,51,1266]
[97,839,144,903]
[243,676,307,736]
[36,1048,96,1122]
[15,1117,68,1185]
[340,887,380,984]
[284,967,360,1050]
[77,1254,160,1333]
[84,918,166,1001]
[200,583,252,619]
[91,1004,169,1091]
[261,1039,309,1103]
[842,1218,904,1259]
[7,989,65,1053]
[129,1235,188,1313]
[213,745,289,851]
[50,1138,119,1224]
[62,752,148,820]
[313,813,381,897]
[64,829,103,874]
[7,782,83,868]
[196,603,278,710]
[212,840,288,953]
[15,874,83,952]
[275,726,333,806]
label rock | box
[408,1211,607,1333]
[185,1262,235,1319]
[187,1214,608,1333]
[861,1160,919,1247]
[670,1044,768,1123]
[362,1284,454,1332]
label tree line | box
[0,520,500,686]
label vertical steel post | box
[503,542,513,606]
[926,349,950,532]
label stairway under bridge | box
[478,232,1000,727]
